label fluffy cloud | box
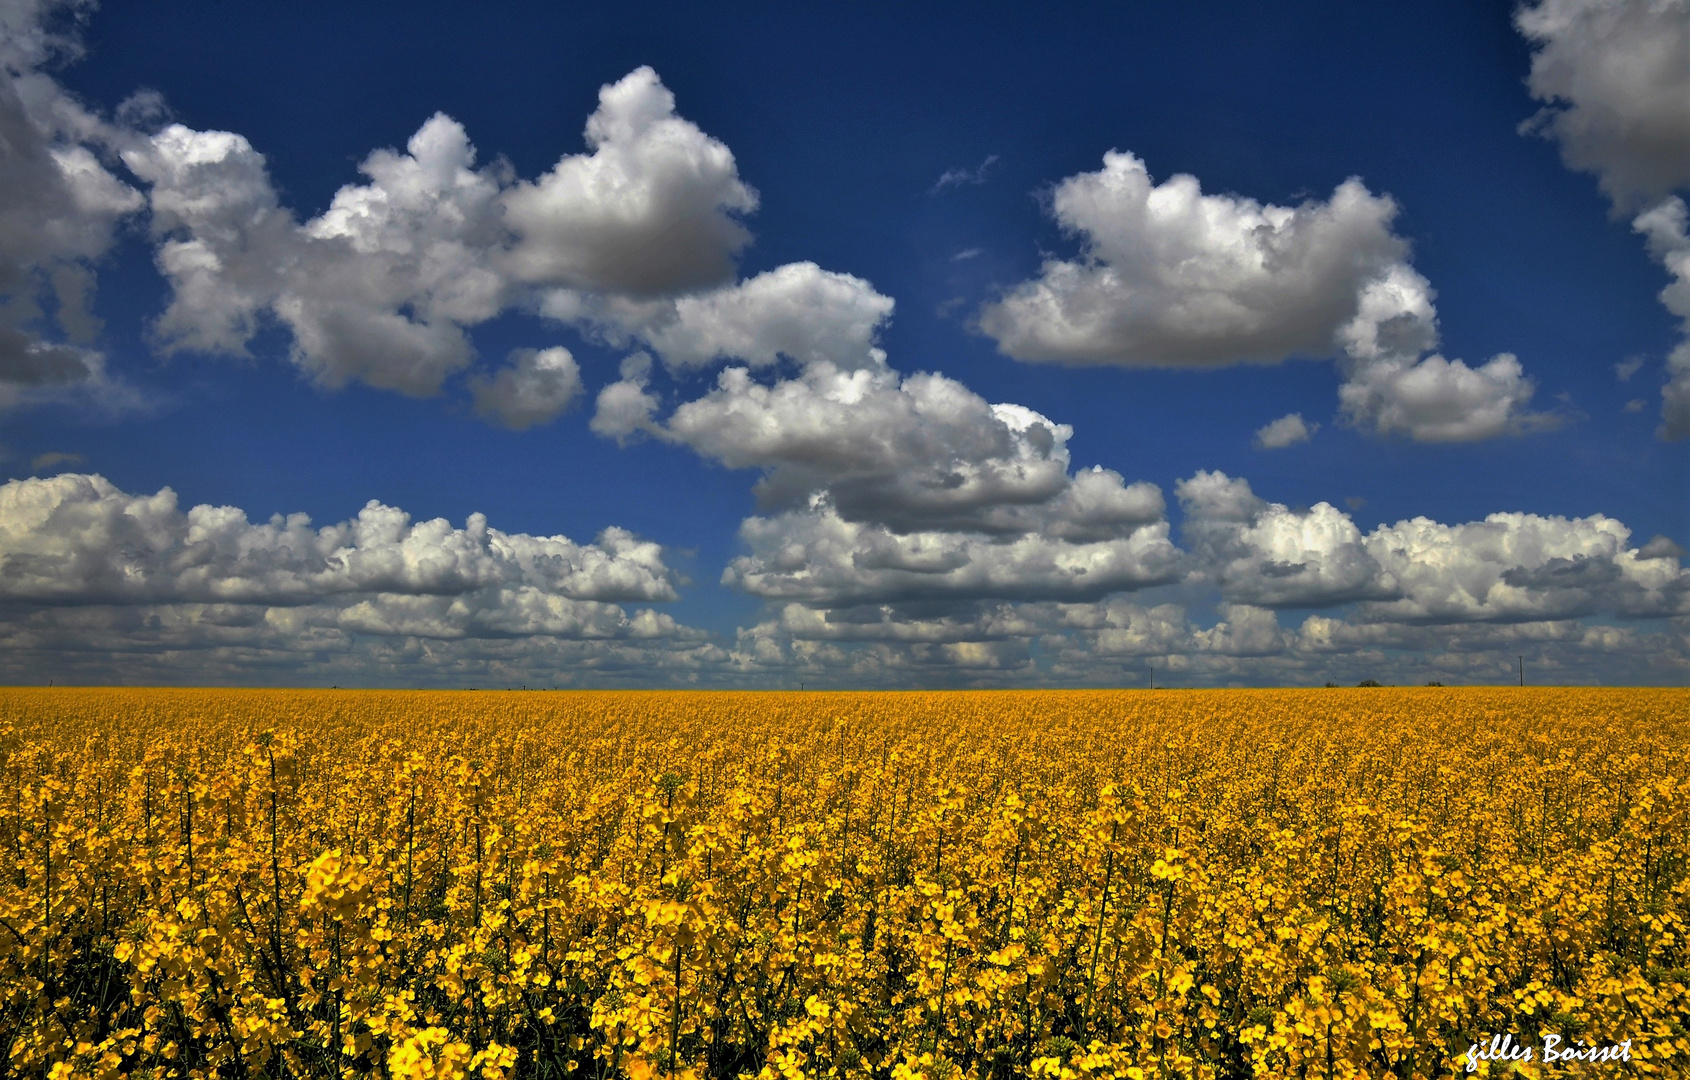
[594,337,1180,604]
[1178,469,1688,620]
[978,153,1550,442]
[1632,196,1690,438]
[6,470,1679,688]
[1190,603,1293,656]
[573,232,1667,676]
[1359,513,1687,623]
[1049,599,1295,661]
[596,284,1099,531]
[542,260,895,379]
[1337,351,1545,442]
[663,366,1082,529]
[758,600,1054,644]
[121,67,755,401]
[574,260,902,446]
[124,115,506,395]
[579,266,1185,617]
[0,472,713,685]
[1516,1,1690,436]
[979,156,1408,367]
[470,346,582,430]
[1179,471,1392,608]
[724,498,1180,607]
[1331,265,1555,441]
[1516,0,1690,212]
[0,472,678,605]
[0,0,143,407]
[1254,412,1317,449]
[589,352,663,444]
[502,66,757,294]
[636,262,893,371]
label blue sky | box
[1,0,1686,686]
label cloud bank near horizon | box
[3,469,1681,687]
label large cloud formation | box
[0,472,678,605]
[0,0,143,408]
[573,246,1683,685]
[977,153,1551,442]
[977,160,1405,368]
[1632,197,1690,438]
[4,461,1683,687]
[117,66,755,400]
[501,67,757,295]
[0,4,759,423]
[1516,0,1690,438]
[0,473,720,685]
[1178,469,1687,621]
[588,266,1183,617]
[1516,0,1690,212]
[712,460,1687,687]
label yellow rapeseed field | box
[0,687,1685,1080]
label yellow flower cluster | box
[0,687,1685,1079]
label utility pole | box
[1518,655,1523,686]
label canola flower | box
[0,687,1686,1080]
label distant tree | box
[1324,682,1340,688]
[1357,679,1383,687]
[1426,680,1444,687]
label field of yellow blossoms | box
[0,687,1685,1079]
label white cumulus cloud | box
[1254,412,1317,449]
[501,66,756,295]
[0,472,679,605]
[0,0,143,408]
[1516,1,1690,436]
[1516,0,1690,212]
[1337,351,1546,442]
[470,346,583,430]
[979,155,1407,367]
[124,114,508,395]
[1178,470,1392,608]
[1177,469,1688,620]
[589,352,663,444]
[724,499,1181,607]
[636,262,893,371]
[1631,196,1690,438]
[120,66,757,405]
[580,269,1184,617]
[0,472,719,686]
[979,152,1550,442]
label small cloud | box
[1253,412,1318,449]
[116,88,171,130]
[1637,534,1686,560]
[1345,496,1366,512]
[469,347,582,430]
[935,296,968,319]
[930,155,999,194]
[31,451,85,472]
[1615,356,1645,381]
[1624,398,1647,412]
[952,248,984,262]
